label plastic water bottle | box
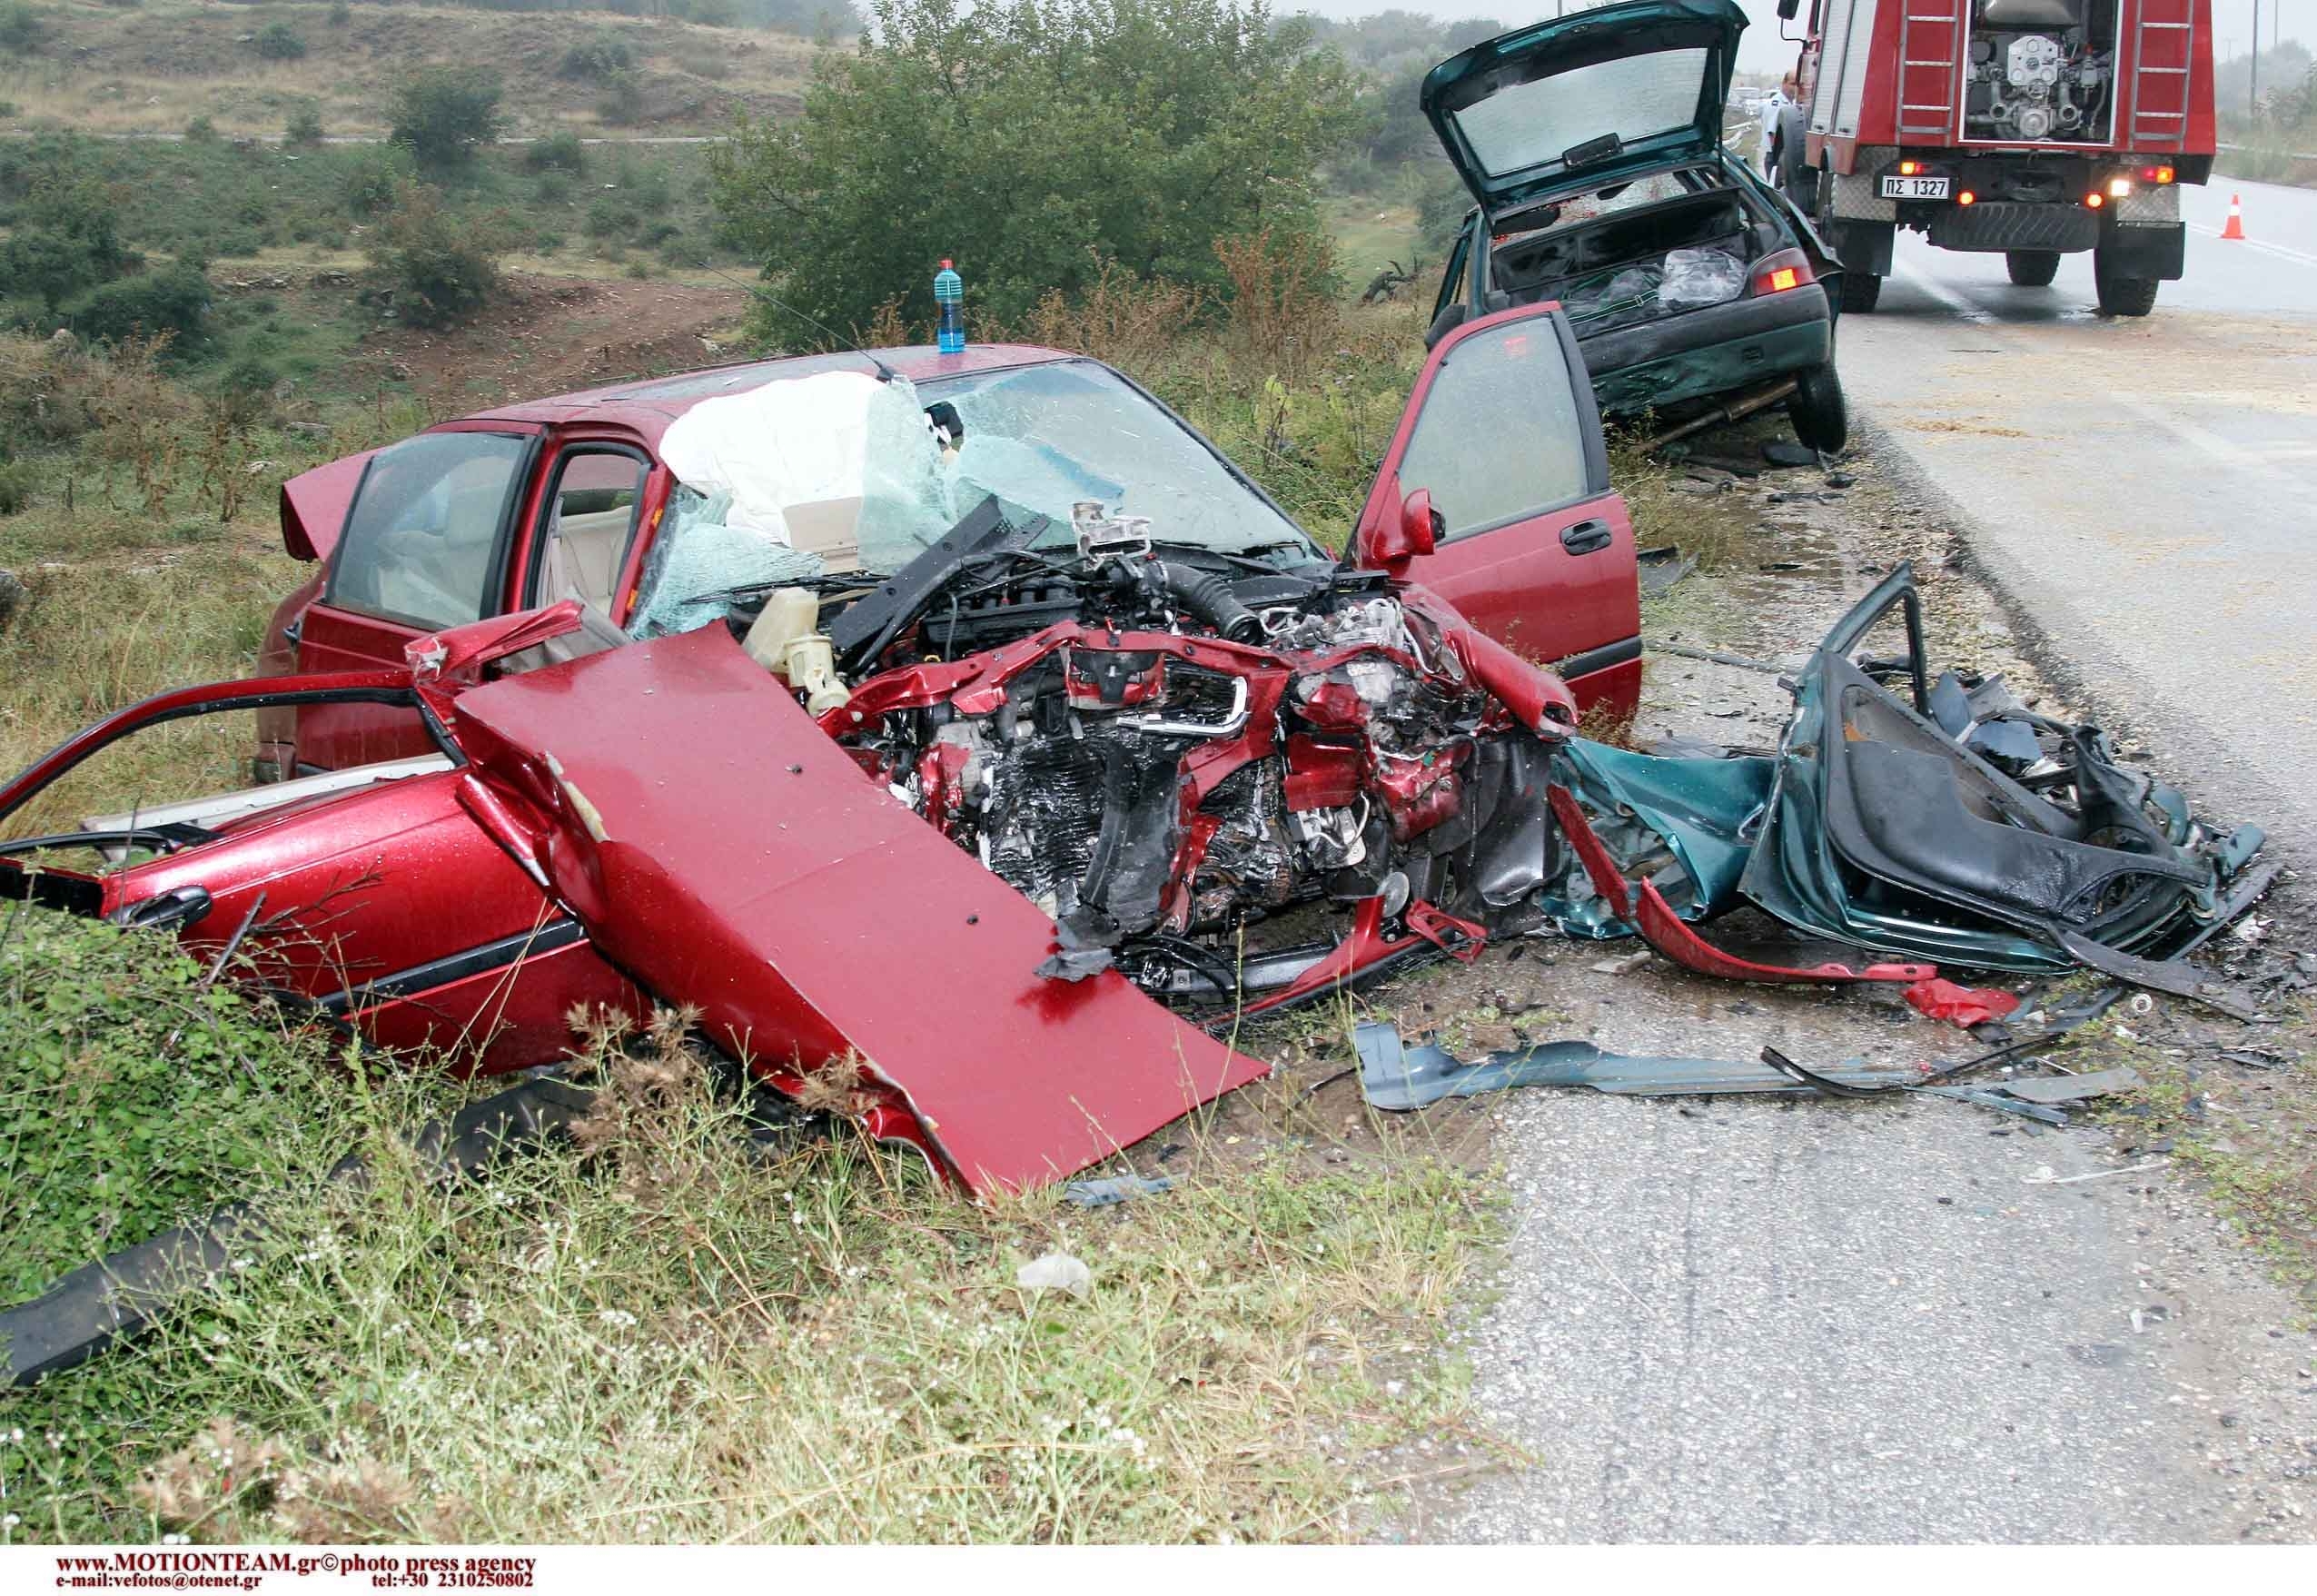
[934,259,965,354]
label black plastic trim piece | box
[1555,635,1643,679]
[321,917,588,1013]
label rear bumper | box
[1926,201,2100,253]
[1580,284,1831,417]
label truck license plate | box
[1879,174,1952,200]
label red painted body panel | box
[1352,302,1640,724]
[279,450,375,563]
[448,625,1269,1194]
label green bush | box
[594,72,645,126]
[284,102,326,145]
[72,265,212,350]
[328,0,350,22]
[558,35,632,82]
[371,180,507,327]
[585,191,639,238]
[0,458,30,513]
[341,143,411,217]
[254,19,307,60]
[387,66,503,173]
[522,129,588,173]
[183,114,221,144]
[0,2,45,56]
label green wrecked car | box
[1423,0,1850,448]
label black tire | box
[2005,250,2061,286]
[1838,270,1882,312]
[2094,247,2159,316]
[1787,362,1848,453]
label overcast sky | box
[1290,0,2315,76]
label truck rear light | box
[2139,164,2175,183]
[2085,192,2104,209]
[1750,248,1815,296]
[2107,177,2134,198]
[1956,190,1976,206]
[1898,160,1922,175]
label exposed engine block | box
[1965,0,2113,144]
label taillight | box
[2107,176,2134,198]
[1751,248,1815,296]
[2085,191,2104,209]
[1956,189,1977,205]
[2139,164,2175,183]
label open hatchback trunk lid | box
[448,625,1267,1195]
[1423,0,1747,214]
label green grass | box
[0,980,1500,1543]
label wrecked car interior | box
[0,349,2278,1389]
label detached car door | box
[1354,300,1641,720]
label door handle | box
[1560,520,1613,556]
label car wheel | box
[2093,247,2159,316]
[2005,250,2061,287]
[1787,362,1848,453]
[1777,112,1818,213]
[1838,271,1882,312]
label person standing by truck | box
[1758,77,1792,177]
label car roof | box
[445,343,1079,450]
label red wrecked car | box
[0,309,1639,1196]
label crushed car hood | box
[448,624,1268,1195]
[1423,0,1746,214]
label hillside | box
[0,0,832,138]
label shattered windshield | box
[1453,47,1711,180]
[630,360,1312,638]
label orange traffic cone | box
[2221,193,2246,240]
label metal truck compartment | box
[1803,0,2212,160]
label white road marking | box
[2108,392,2317,499]
[2184,222,2317,270]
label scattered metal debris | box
[1062,1174,1175,1208]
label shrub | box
[594,72,645,127]
[0,458,30,514]
[0,2,45,57]
[341,142,413,218]
[284,101,326,145]
[2,228,102,311]
[371,180,507,327]
[387,66,503,173]
[183,114,222,144]
[254,19,307,60]
[328,0,350,22]
[585,192,639,239]
[522,129,588,173]
[71,265,213,350]
[558,35,632,82]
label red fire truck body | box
[1773,0,2214,315]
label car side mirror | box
[1355,485,1439,574]
[1776,0,1799,17]
[1401,489,1440,558]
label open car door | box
[1353,300,1641,719]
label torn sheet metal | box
[1903,977,2023,1029]
[1352,1019,1918,1111]
[1997,1066,2144,1105]
[451,625,1267,1195]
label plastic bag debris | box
[1656,249,1747,310]
[1904,978,2023,1029]
[1062,1175,1174,1208]
[1015,1251,1094,1297]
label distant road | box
[0,129,722,145]
[1838,175,2317,863]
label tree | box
[388,67,504,173]
[255,20,309,60]
[708,0,1357,345]
[0,167,137,310]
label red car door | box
[1353,301,1641,722]
[291,423,545,771]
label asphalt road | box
[1836,176,2317,869]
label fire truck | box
[1770,0,2214,315]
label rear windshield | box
[1452,46,1709,181]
